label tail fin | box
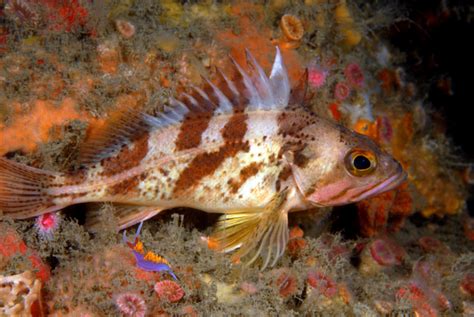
[0,158,60,219]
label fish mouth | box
[354,165,407,202]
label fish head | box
[286,118,406,206]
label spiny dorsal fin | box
[78,105,189,166]
[289,68,310,106]
[78,48,292,165]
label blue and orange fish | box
[123,221,177,280]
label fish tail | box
[0,157,61,218]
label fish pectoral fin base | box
[209,190,289,270]
[85,203,164,231]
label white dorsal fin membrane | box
[181,93,203,112]
[169,97,189,113]
[245,49,275,109]
[191,85,217,112]
[217,68,239,98]
[191,86,216,112]
[230,56,263,108]
[191,86,212,104]
[144,102,189,129]
[269,47,290,108]
[203,77,234,114]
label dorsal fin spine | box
[191,86,213,104]
[217,68,239,98]
[182,93,200,109]
[230,56,262,108]
[202,77,234,113]
[269,47,290,107]
[79,48,293,165]
[245,49,275,108]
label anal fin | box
[85,203,164,231]
[209,189,290,270]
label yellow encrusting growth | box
[333,0,362,47]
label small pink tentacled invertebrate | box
[115,292,147,317]
[35,212,61,239]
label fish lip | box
[354,166,407,202]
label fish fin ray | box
[289,68,310,106]
[79,109,150,165]
[210,189,289,270]
[85,203,164,231]
[0,158,61,218]
[79,48,291,165]
[245,48,275,109]
[78,105,190,165]
[269,47,290,108]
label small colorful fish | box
[123,221,178,280]
[0,48,406,269]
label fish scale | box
[0,48,406,269]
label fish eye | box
[345,149,377,176]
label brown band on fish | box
[108,176,140,196]
[174,115,213,151]
[275,165,292,192]
[174,88,217,151]
[173,112,249,195]
[100,132,149,177]
[227,162,262,194]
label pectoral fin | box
[209,189,290,270]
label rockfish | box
[0,48,406,268]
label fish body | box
[0,48,405,268]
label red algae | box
[0,224,50,282]
[328,103,342,121]
[460,273,474,298]
[154,280,185,303]
[344,63,365,88]
[334,82,351,101]
[418,236,449,254]
[276,271,298,298]
[306,271,338,298]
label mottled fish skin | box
[0,48,406,269]
[50,110,303,212]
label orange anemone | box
[278,14,304,49]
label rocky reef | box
[0,0,472,316]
